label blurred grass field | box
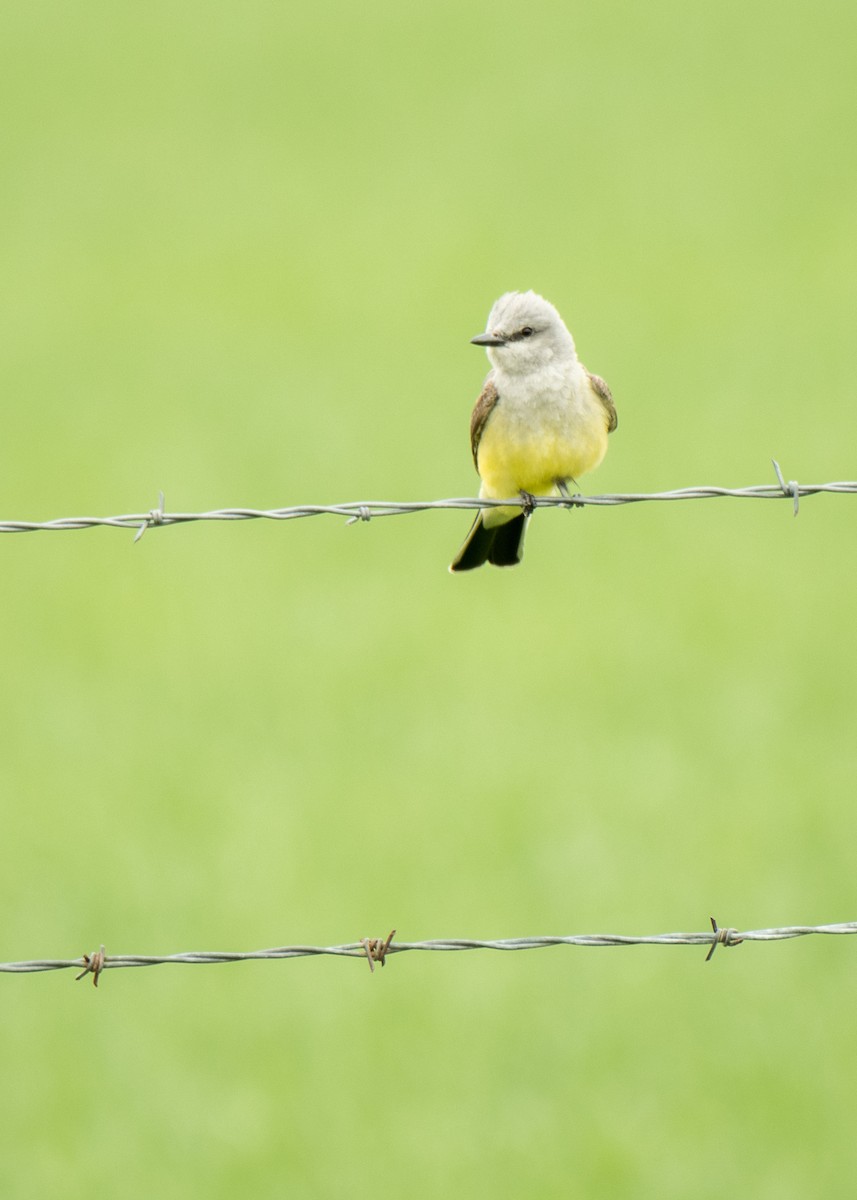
[2,2,857,1196]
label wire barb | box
[75,945,107,987]
[705,917,744,962]
[134,491,166,543]
[361,929,396,973]
[345,505,373,526]
[771,460,800,516]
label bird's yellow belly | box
[477,417,608,501]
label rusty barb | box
[75,945,107,987]
[705,918,744,962]
[361,930,396,973]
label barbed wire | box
[3,919,857,986]
[0,464,854,541]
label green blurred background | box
[2,2,856,1196]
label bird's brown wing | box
[470,378,500,467]
[588,372,618,433]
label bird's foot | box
[556,479,583,510]
[518,490,536,516]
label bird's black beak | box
[470,333,506,347]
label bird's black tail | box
[449,513,528,572]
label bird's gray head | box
[471,291,576,375]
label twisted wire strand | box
[0,466,854,538]
[3,920,857,984]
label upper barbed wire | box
[0,464,854,539]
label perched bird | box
[449,291,617,572]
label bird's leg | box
[518,490,536,516]
[556,478,583,510]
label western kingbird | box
[449,291,617,572]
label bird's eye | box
[521,326,535,338]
